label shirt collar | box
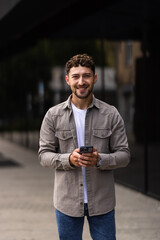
[62,95,72,110]
[62,94,100,110]
[88,95,100,109]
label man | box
[39,54,130,240]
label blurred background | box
[0,0,160,200]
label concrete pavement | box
[0,137,160,240]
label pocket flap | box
[93,129,112,138]
[55,130,73,140]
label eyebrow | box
[71,72,92,77]
[71,74,79,77]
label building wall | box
[115,41,143,86]
[114,40,160,200]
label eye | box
[72,75,79,80]
[83,74,92,78]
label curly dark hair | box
[65,54,95,75]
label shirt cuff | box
[98,153,116,170]
[60,153,76,170]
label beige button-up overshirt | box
[39,95,130,217]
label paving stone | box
[0,138,159,240]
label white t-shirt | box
[71,102,88,203]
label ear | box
[93,74,97,84]
[65,75,70,86]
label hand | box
[78,147,98,168]
[69,148,81,167]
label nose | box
[78,76,85,85]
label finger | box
[78,158,92,167]
[79,161,93,167]
[75,148,80,153]
[79,154,91,160]
[93,147,97,152]
[78,161,90,167]
[80,154,97,162]
[79,158,90,164]
[81,153,93,157]
[73,151,81,158]
[73,159,81,167]
[70,151,81,167]
[80,156,98,166]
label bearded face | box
[66,66,97,100]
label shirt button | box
[80,184,83,187]
[80,202,83,206]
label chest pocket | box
[93,129,112,153]
[93,129,112,138]
[55,130,74,153]
[55,130,73,140]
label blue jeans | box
[55,204,116,240]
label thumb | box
[93,147,97,152]
[75,148,80,153]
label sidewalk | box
[0,137,160,240]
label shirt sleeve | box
[38,110,75,170]
[98,108,130,170]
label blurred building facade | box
[0,0,160,200]
[114,41,160,200]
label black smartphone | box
[80,146,93,154]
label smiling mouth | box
[77,85,88,90]
[74,86,92,99]
[77,88,88,94]
[78,87,87,90]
